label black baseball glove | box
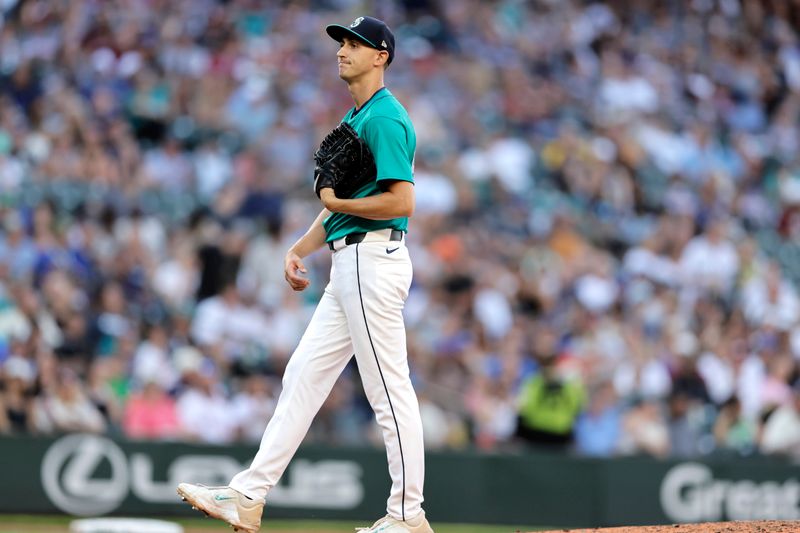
[313,123,376,199]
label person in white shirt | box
[679,217,739,295]
[176,367,238,445]
[741,262,800,331]
[760,383,800,458]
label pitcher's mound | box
[536,520,798,532]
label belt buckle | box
[346,232,367,245]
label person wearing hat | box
[178,15,433,533]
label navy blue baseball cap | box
[326,16,395,65]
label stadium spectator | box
[515,355,585,449]
[0,355,36,434]
[31,367,106,434]
[618,398,670,458]
[666,390,710,458]
[759,382,800,458]
[712,397,758,456]
[174,352,238,445]
[574,382,623,457]
[230,374,277,444]
[123,380,181,441]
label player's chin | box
[338,68,355,81]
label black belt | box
[328,229,404,251]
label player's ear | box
[375,50,389,68]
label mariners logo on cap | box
[350,17,364,28]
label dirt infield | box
[536,520,799,532]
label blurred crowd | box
[2,0,800,460]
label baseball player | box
[177,16,433,533]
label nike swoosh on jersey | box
[386,247,400,254]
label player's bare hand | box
[319,188,339,211]
[284,252,310,291]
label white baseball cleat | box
[356,511,434,533]
[177,483,263,533]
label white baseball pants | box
[229,234,425,521]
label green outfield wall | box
[2,434,799,527]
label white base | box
[69,518,184,533]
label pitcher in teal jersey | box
[177,15,433,533]
[322,85,417,242]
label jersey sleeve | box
[362,115,414,185]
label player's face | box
[337,37,382,81]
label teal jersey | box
[323,88,416,242]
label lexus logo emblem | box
[41,434,129,516]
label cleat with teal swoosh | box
[177,483,264,532]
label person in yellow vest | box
[516,354,586,449]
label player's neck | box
[347,75,385,110]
